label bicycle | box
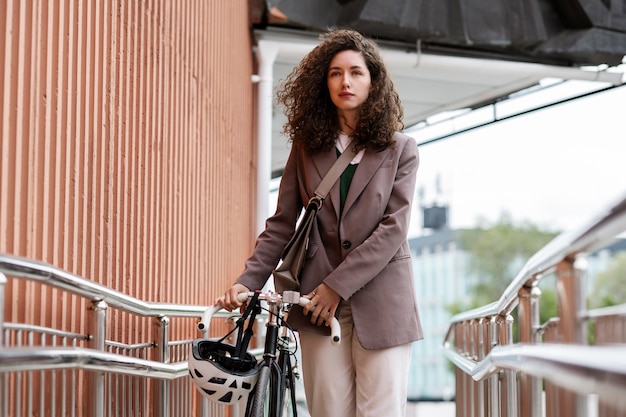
[190,289,341,417]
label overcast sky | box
[408,81,626,237]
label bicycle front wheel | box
[250,363,297,417]
[250,364,271,417]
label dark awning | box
[259,0,626,66]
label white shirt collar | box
[336,132,365,164]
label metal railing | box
[443,189,626,417]
[0,255,256,417]
[4,195,626,417]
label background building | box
[409,228,467,400]
[407,203,471,400]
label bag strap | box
[313,144,358,201]
[278,145,358,260]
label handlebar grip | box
[298,297,341,346]
[237,292,253,303]
[197,304,222,332]
[198,293,252,332]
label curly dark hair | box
[276,29,404,154]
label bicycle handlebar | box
[197,290,341,346]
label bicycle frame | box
[196,290,340,417]
[248,296,298,417]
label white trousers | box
[298,302,412,417]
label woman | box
[218,29,423,417]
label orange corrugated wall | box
[0,0,257,412]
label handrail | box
[0,254,207,318]
[0,347,190,379]
[444,343,626,407]
[443,188,626,417]
[0,259,274,365]
[0,345,268,378]
[444,342,626,382]
[3,322,89,340]
[585,303,626,319]
[447,188,626,324]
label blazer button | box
[342,240,352,249]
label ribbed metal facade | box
[1,0,256,373]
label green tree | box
[590,251,626,308]
[536,283,558,327]
[458,211,559,308]
[445,213,560,369]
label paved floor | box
[287,399,455,417]
[406,401,455,417]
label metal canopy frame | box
[255,28,623,173]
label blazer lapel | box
[311,145,390,220]
[341,147,390,216]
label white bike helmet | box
[189,338,259,404]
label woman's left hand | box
[303,283,340,327]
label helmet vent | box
[218,392,234,403]
[208,377,227,385]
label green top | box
[337,148,358,215]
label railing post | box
[469,319,477,417]
[154,316,170,417]
[573,257,589,345]
[518,283,543,417]
[195,313,211,417]
[476,318,488,417]
[556,257,588,417]
[88,300,107,417]
[461,320,474,417]
[557,259,587,344]
[454,323,467,417]
[0,273,6,415]
[0,273,5,347]
[488,316,500,417]
[575,257,590,416]
[501,313,517,417]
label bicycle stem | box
[261,302,282,362]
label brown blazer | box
[236,132,423,349]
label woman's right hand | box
[214,283,251,311]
